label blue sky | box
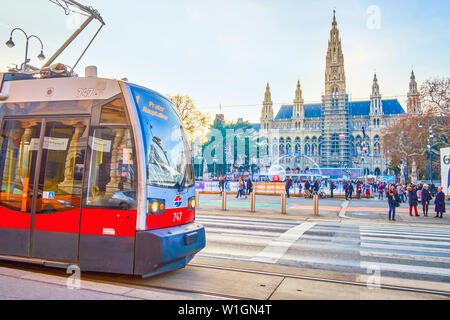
[1,0,449,123]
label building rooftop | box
[274,99,405,120]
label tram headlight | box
[151,201,159,213]
[147,198,166,215]
[188,196,196,210]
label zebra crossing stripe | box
[360,250,450,263]
[252,222,316,264]
[360,241,450,253]
[360,232,450,241]
[360,261,450,277]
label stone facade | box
[254,11,416,176]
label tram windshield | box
[128,85,194,189]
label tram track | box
[188,263,450,298]
[1,259,449,299]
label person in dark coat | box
[347,182,354,200]
[408,185,419,216]
[219,175,225,194]
[330,181,335,198]
[434,187,446,218]
[285,177,292,198]
[387,184,399,221]
[246,177,253,194]
[421,184,432,217]
[313,180,319,194]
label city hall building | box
[253,11,420,176]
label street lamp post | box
[429,125,433,182]
[418,121,433,181]
[5,28,45,72]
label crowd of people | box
[216,175,446,221]
[384,182,446,221]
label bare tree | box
[420,77,449,116]
[167,94,211,142]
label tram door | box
[31,118,88,262]
[0,119,41,256]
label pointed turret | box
[264,82,272,104]
[325,10,346,95]
[371,73,380,96]
[293,80,304,121]
[261,82,273,127]
[370,73,382,116]
[407,70,420,114]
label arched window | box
[279,144,285,155]
[311,144,317,156]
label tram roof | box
[0,74,122,104]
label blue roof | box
[350,101,370,116]
[274,99,404,119]
[382,99,405,115]
[252,123,261,131]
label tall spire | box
[294,80,303,102]
[332,9,337,27]
[264,82,272,104]
[407,70,420,114]
[409,70,417,94]
[370,73,382,116]
[293,80,304,120]
[325,9,346,94]
[261,82,273,122]
[371,73,380,96]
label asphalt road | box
[195,213,450,284]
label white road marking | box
[360,250,450,263]
[359,261,450,277]
[251,222,316,263]
[360,236,450,246]
[360,242,450,253]
[338,200,350,218]
[360,232,450,241]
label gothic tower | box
[407,70,421,114]
[293,80,304,129]
[370,73,383,128]
[321,10,351,168]
[261,82,273,130]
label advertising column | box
[440,147,450,196]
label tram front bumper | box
[134,222,205,277]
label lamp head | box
[5,37,15,48]
[37,50,45,61]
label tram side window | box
[100,98,128,124]
[0,119,41,213]
[85,128,136,210]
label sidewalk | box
[196,193,345,222]
[196,193,450,225]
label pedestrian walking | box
[305,180,311,198]
[421,184,431,217]
[219,175,225,194]
[246,177,253,194]
[387,184,400,221]
[313,179,319,195]
[285,177,293,198]
[430,183,437,197]
[434,187,446,218]
[378,183,384,200]
[347,182,354,200]
[408,185,419,216]
[356,181,361,199]
[330,181,335,198]
[236,177,247,199]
